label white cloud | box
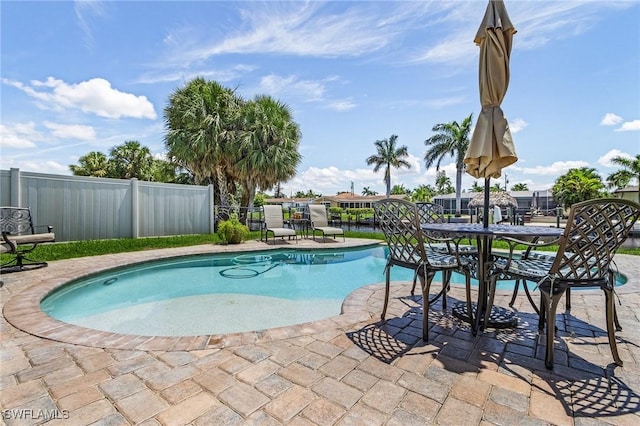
[74,0,107,49]
[509,118,528,134]
[615,120,640,132]
[598,149,635,168]
[326,99,356,112]
[43,121,96,140]
[2,77,157,120]
[0,122,42,148]
[259,74,326,101]
[514,160,590,176]
[172,2,397,65]
[601,113,623,126]
[137,64,256,85]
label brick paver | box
[2,239,640,425]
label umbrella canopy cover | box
[464,0,517,179]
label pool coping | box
[3,237,637,352]
[2,239,385,351]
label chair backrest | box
[415,202,445,225]
[1,207,36,236]
[373,199,427,268]
[263,205,285,228]
[309,204,329,228]
[550,198,640,282]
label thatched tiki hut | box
[468,192,518,224]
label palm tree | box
[391,183,411,196]
[234,95,302,211]
[469,180,484,192]
[412,184,436,202]
[435,170,454,194]
[69,151,110,177]
[109,141,155,181]
[606,154,640,202]
[511,183,529,191]
[164,77,242,212]
[366,134,411,198]
[362,186,378,196]
[424,114,473,216]
[552,167,606,208]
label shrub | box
[216,215,249,244]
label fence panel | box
[0,169,214,242]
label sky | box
[1,0,638,197]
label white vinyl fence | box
[0,168,215,242]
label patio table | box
[420,222,563,330]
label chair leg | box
[420,269,433,342]
[465,271,476,336]
[509,279,520,307]
[441,271,450,310]
[565,288,571,311]
[381,265,391,320]
[604,289,623,366]
[521,280,541,316]
[411,271,417,296]
[542,289,564,369]
[1,252,48,273]
[483,274,498,330]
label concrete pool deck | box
[1,238,639,425]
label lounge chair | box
[262,205,297,244]
[1,207,55,273]
[308,204,344,242]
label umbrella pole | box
[483,178,490,228]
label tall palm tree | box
[606,154,640,202]
[424,114,473,217]
[234,95,302,211]
[69,151,110,177]
[366,134,411,198]
[164,77,242,212]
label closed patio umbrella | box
[464,0,517,227]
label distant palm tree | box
[109,140,155,181]
[469,181,484,192]
[366,134,411,198]
[69,151,110,177]
[606,154,640,202]
[435,170,454,194]
[412,184,436,202]
[553,167,606,208]
[511,183,529,191]
[362,186,378,196]
[424,114,473,216]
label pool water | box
[40,245,624,336]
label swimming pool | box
[40,245,626,337]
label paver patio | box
[1,238,639,425]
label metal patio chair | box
[414,202,478,299]
[489,198,640,369]
[373,199,475,341]
[1,207,55,273]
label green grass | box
[1,230,637,263]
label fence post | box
[10,168,21,207]
[131,178,139,238]
[208,184,215,234]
